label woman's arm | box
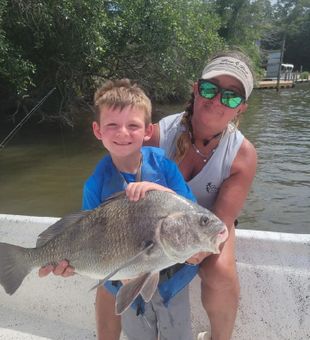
[212,138,257,230]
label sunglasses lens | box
[199,81,218,99]
[221,91,243,109]
[199,80,244,108]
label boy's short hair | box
[93,79,152,125]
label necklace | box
[202,131,222,146]
[192,143,215,163]
[116,156,143,184]
[189,129,225,163]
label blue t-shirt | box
[83,146,195,209]
[82,146,198,311]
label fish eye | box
[200,215,209,226]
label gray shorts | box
[121,286,193,340]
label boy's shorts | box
[121,286,193,340]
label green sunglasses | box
[198,79,245,109]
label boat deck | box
[0,214,309,340]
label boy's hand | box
[38,260,75,278]
[185,252,212,265]
[126,182,174,201]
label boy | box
[40,79,198,340]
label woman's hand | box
[185,252,211,265]
[126,181,174,201]
[121,279,131,285]
[38,260,75,278]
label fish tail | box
[0,242,33,295]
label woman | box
[145,50,257,340]
[39,50,257,340]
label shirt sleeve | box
[162,158,196,202]
[82,176,102,210]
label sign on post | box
[266,50,281,79]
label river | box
[0,83,309,234]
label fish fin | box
[88,241,155,292]
[99,191,127,207]
[139,272,159,303]
[36,211,90,247]
[115,273,151,315]
[0,242,32,295]
[105,241,154,282]
[101,191,157,206]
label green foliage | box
[206,0,268,78]
[1,0,266,125]
[0,0,35,96]
[1,1,113,123]
[284,3,310,71]
[89,0,224,101]
[300,71,309,80]
[0,0,226,123]
[262,0,310,71]
[208,0,269,48]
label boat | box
[0,214,309,340]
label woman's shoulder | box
[239,137,257,158]
[145,112,185,148]
[159,112,184,129]
[232,137,257,176]
[226,125,255,159]
[158,112,185,154]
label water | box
[0,83,309,234]
[239,83,310,234]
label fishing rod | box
[0,87,57,148]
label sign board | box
[266,50,281,78]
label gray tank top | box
[159,112,244,209]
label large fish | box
[0,191,227,314]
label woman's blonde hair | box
[174,50,254,164]
[174,94,194,164]
[93,79,152,125]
